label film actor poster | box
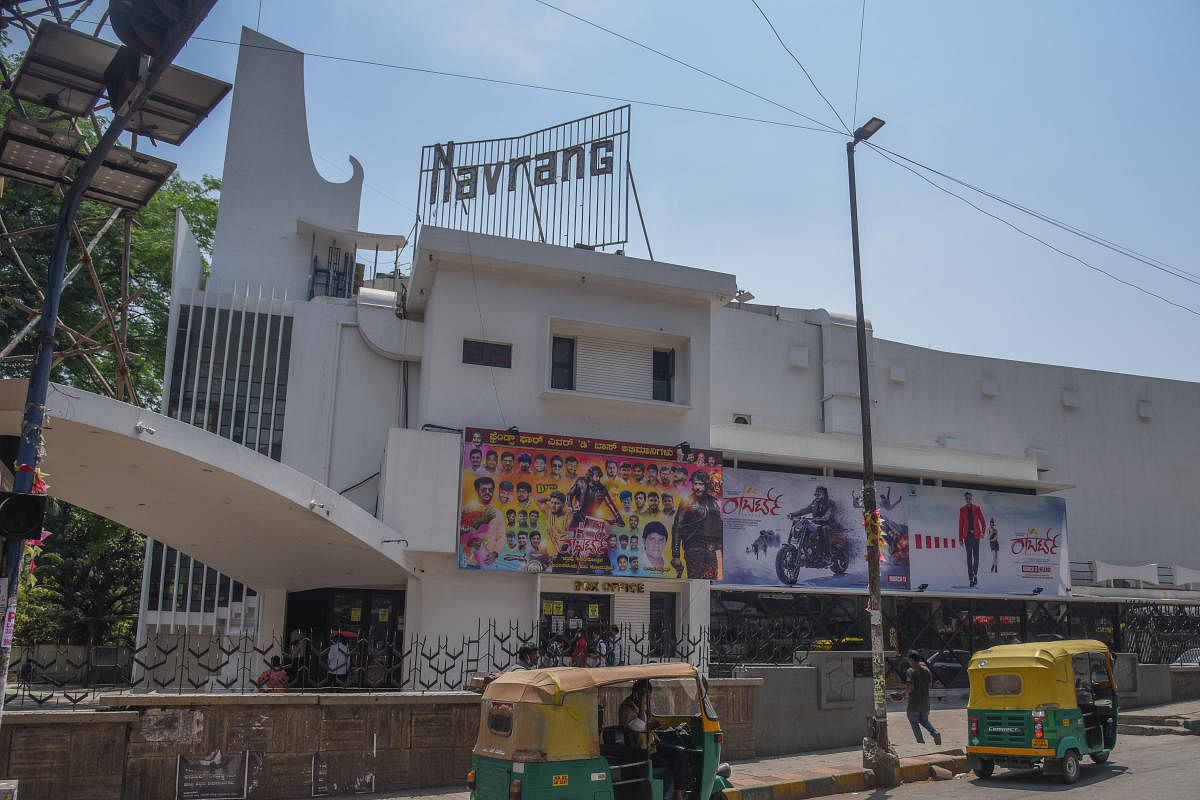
[458,427,724,579]
[719,469,911,590]
[906,486,1068,596]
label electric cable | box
[852,0,867,129]
[749,0,851,134]
[869,143,1200,287]
[84,16,1195,299]
[189,34,840,136]
[313,152,417,214]
[864,143,1200,317]
[532,0,843,135]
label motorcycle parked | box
[775,513,850,584]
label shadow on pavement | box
[968,762,1129,791]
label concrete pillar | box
[683,579,711,669]
[257,587,288,652]
[130,537,156,687]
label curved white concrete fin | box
[210,27,365,298]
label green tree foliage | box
[14,504,145,648]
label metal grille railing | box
[7,600,1199,707]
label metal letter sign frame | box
[417,106,630,250]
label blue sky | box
[52,1,1200,381]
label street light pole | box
[2,1,220,731]
[846,117,899,786]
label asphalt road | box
[343,732,1198,800]
[875,733,1198,800]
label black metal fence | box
[711,593,1200,687]
[6,599,1198,707]
[4,620,706,707]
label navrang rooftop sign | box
[417,106,630,250]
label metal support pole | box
[3,1,219,730]
[847,138,899,786]
[118,212,132,401]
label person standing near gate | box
[901,651,941,745]
[958,492,985,587]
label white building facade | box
[135,29,1200,680]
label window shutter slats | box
[574,336,653,399]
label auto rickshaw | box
[965,639,1118,784]
[469,663,732,800]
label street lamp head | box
[853,117,886,142]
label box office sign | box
[458,427,723,579]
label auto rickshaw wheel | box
[1058,749,1081,784]
[973,759,995,779]
[1090,750,1110,764]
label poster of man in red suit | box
[958,492,986,586]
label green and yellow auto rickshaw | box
[469,663,732,800]
[965,639,1118,784]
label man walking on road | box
[902,651,941,745]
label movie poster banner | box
[719,469,911,590]
[458,428,723,579]
[906,486,1068,596]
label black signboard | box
[176,750,248,800]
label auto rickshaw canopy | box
[484,662,700,704]
[967,639,1112,710]
[475,662,703,762]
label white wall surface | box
[280,300,353,482]
[416,260,716,446]
[378,427,461,553]
[404,553,535,640]
[872,340,1200,568]
[280,298,406,515]
[714,302,1199,569]
[710,305,823,433]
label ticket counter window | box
[539,593,611,664]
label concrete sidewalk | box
[724,701,968,800]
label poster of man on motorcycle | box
[718,469,911,589]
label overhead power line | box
[749,0,851,135]
[864,143,1200,318]
[89,15,1194,312]
[868,143,1200,288]
[532,0,843,135]
[852,0,867,129]
[190,35,839,135]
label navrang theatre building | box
[134,29,1200,687]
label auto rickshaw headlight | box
[509,778,522,800]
